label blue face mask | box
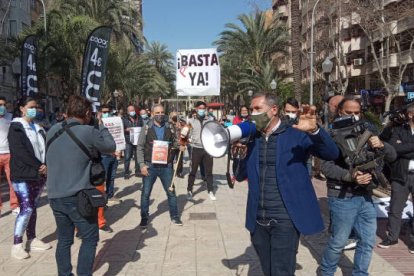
[141,114,148,119]
[0,106,5,116]
[26,108,37,119]
[102,113,110,118]
[129,111,136,117]
[197,109,206,117]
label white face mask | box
[353,115,360,121]
[286,112,297,120]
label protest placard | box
[176,48,220,96]
[102,117,126,151]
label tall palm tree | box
[215,12,289,73]
[290,0,302,103]
[145,41,175,95]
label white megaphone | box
[201,121,256,158]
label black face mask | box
[154,115,167,125]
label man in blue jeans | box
[99,105,120,204]
[137,104,182,228]
[320,98,396,275]
[46,96,116,276]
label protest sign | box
[102,117,126,151]
[176,48,220,96]
[129,127,142,146]
[151,140,169,164]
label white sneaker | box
[28,238,51,251]
[12,207,20,216]
[344,239,357,250]
[186,191,193,201]
[209,191,216,201]
[11,243,30,259]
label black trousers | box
[387,174,414,243]
[187,147,213,192]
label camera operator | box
[378,104,414,253]
[320,97,396,275]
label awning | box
[207,102,224,107]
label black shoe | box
[378,238,398,249]
[172,218,183,226]
[140,218,148,228]
[408,243,414,254]
[124,174,130,180]
[99,225,113,233]
[177,172,184,178]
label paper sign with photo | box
[151,140,169,164]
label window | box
[9,20,17,37]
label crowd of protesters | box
[0,92,413,276]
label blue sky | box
[142,0,271,55]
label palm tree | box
[145,41,175,96]
[59,0,142,45]
[290,0,302,103]
[106,46,170,103]
[215,12,289,73]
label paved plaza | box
[0,156,412,275]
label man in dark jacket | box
[122,104,142,179]
[46,96,116,276]
[137,104,182,228]
[234,92,339,275]
[378,104,414,253]
[320,98,397,275]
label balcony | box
[364,49,414,74]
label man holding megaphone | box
[232,92,339,276]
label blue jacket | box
[238,125,339,235]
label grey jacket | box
[188,116,210,148]
[46,119,116,199]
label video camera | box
[330,116,389,189]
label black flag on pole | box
[21,35,39,97]
[80,26,112,111]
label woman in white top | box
[8,97,51,259]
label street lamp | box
[322,57,333,128]
[113,90,119,111]
[270,79,277,91]
[309,0,323,105]
[39,0,47,34]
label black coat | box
[389,124,414,184]
[8,122,44,181]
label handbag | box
[77,188,107,218]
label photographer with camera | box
[377,104,414,253]
[320,97,396,276]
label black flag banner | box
[80,26,112,111]
[21,35,39,97]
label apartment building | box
[273,0,414,105]
[0,0,45,101]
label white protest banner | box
[129,127,142,146]
[102,117,126,151]
[176,48,220,96]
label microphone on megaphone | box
[201,121,256,189]
[201,121,256,158]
